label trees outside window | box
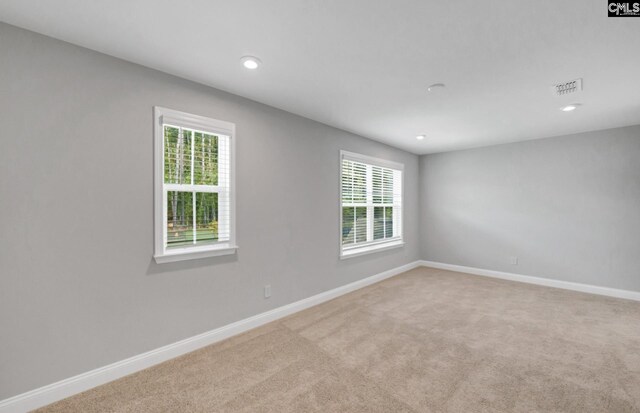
[340,151,403,258]
[154,107,236,263]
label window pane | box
[342,207,354,245]
[195,193,218,245]
[385,207,394,238]
[374,206,384,240]
[353,163,367,203]
[166,191,193,248]
[383,168,393,203]
[372,166,383,204]
[194,132,218,186]
[355,207,367,243]
[164,126,192,184]
[341,160,353,203]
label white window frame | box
[153,107,237,263]
[339,150,404,259]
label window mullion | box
[164,183,220,193]
[366,165,373,242]
[191,130,196,245]
[350,162,356,245]
[190,130,195,185]
[192,192,196,245]
[383,207,386,239]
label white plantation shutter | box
[340,151,403,257]
[154,107,236,263]
[341,159,368,245]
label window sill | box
[154,244,238,264]
[340,240,404,260]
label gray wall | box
[420,125,640,292]
[0,23,420,399]
[3,19,639,401]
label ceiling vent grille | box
[553,78,583,96]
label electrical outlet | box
[510,256,518,265]
[264,285,271,298]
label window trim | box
[339,150,404,259]
[153,107,237,264]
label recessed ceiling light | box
[241,56,261,70]
[561,104,580,112]
[416,135,426,140]
[427,83,445,92]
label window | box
[340,151,403,258]
[153,107,236,263]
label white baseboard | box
[420,260,640,302]
[7,259,634,412]
[0,260,421,413]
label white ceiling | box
[1,0,639,154]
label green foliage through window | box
[164,125,221,249]
[341,157,401,248]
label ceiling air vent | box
[553,78,583,96]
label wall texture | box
[420,125,640,292]
[0,23,420,399]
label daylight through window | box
[340,151,403,258]
[154,107,236,263]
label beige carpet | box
[35,267,640,413]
